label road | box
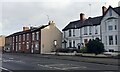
[1,53,120,72]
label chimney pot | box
[23,27,29,31]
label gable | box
[101,6,120,21]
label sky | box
[0,0,119,36]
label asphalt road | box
[1,53,120,72]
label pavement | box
[2,53,120,71]
[29,53,120,66]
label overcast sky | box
[0,0,119,36]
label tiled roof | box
[62,16,102,31]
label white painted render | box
[101,8,119,52]
[63,25,101,49]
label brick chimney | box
[102,6,107,15]
[80,13,85,21]
[23,27,29,31]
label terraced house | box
[62,6,120,52]
[5,21,62,54]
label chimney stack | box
[102,6,107,15]
[80,13,85,21]
[23,27,29,31]
[48,21,55,26]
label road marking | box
[38,64,87,70]
[9,58,14,60]
[0,67,13,72]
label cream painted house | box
[41,21,62,54]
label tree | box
[86,38,104,55]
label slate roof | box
[62,6,120,31]
[6,25,49,37]
[62,16,102,31]
[113,6,120,15]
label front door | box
[31,44,34,53]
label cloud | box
[1,0,119,36]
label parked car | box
[55,48,80,53]
[4,47,11,53]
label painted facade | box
[62,6,120,52]
[101,6,120,52]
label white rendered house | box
[62,6,120,53]
[62,13,102,49]
[101,6,120,52]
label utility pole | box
[89,4,91,17]
[89,3,94,39]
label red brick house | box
[5,21,62,54]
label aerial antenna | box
[46,15,50,21]
[89,3,91,17]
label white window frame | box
[32,33,35,41]
[23,34,25,41]
[36,32,39,40]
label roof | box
[102,6,120,19]
[62,16,102,31]
[113,6,120,15]
[62,6,120,31]
[6,25,49,37]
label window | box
[16,36,18,42]
[109,9,112,16]
[115,25,117,30]
[115,35,117,45]
[108,25,113,31]
[26,42,29,49]
[27,34,29,40]
[69,40,72,48]
[19,35,21,41]
[73,29,75,36]
[12,43,14,50]
[73,41,75,47]
[32,33,35,40]
[16,43,18,51]
[95,26,98,34]
[23,34,25,41]
[13,37,14,42]
[36,32,39,40]
[84,27,88,35]
[109,36,113,45]
[19,43,21,50]
[105,36,107,45]
[89,26,92,35]
[69,30,71,37]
